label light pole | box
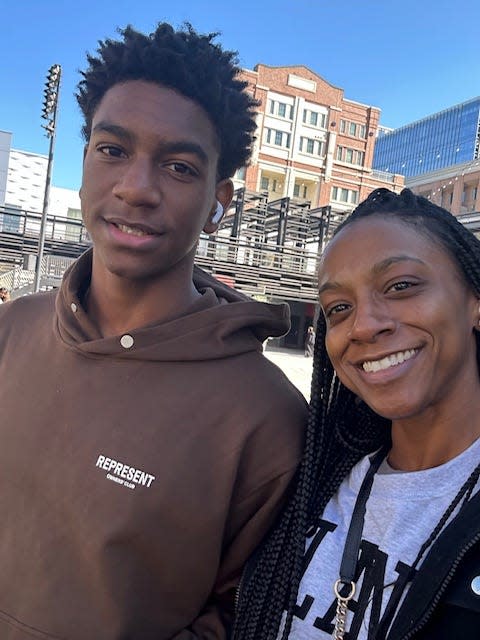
[33,63,61,293]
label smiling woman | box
[318,215,479,430]
[234,188,480,640]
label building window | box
[336,146,365,165]
[340,119,367,139]
[268,100,293,120]
[65,207,83,242]
[265,128,291,148]
[302,109,327,129]
[234,167,246,180]
[299,136,325,156]
[293,183,308,198]
[0,204,21,233]
[260,176,282,192]
[332,187,359,204]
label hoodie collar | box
[55,249,292,362]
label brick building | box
[234,64,404,213]
[407,160,480,216]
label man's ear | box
[203,178,234,235]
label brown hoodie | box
[0,251,306,640]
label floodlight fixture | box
[34,63,62,293]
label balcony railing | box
[370,169,398,183]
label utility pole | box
[33,63,61,293]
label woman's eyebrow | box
[318,256,426,296]
[372,255,426,275]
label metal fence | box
[0,255,77,297]
[0,206,89,243]
[196,233,320,300]
[0,198,324,301]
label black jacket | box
[384,489,480,640]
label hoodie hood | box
[55,250,291,362]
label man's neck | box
[84,266,201,338]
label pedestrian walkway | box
[264,345,313,400]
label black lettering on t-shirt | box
[294,519,338,621]
[311,539,416,639]
[349,541,388,639]
[293,518,417,639]
[302,519,337,576]
[374,561,417,640]
[293,594,315,621]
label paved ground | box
[263,345,313,400]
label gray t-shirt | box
[283,437,480,640]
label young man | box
[0,23,306,639]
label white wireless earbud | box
[211,201,224,224]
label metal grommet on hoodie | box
[120,334,134,349]
[471,576,480,595]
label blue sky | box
[1,0,479,190]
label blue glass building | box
[373,97,480,178]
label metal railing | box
[0,206,89,243]
[0,255,77,297]
[197,234,320,300]
[370,169,398,183]
[0,237,321,302]
[457,211,480,231]
[0,199,326,301]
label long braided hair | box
[233,188,480,640]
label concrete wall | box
[5,148,48,213]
